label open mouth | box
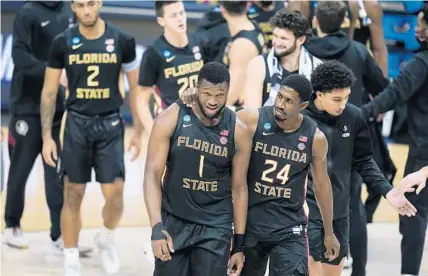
[206,106,217,113]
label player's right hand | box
[398,170,427,195]
[181,87,197,107]
[151,230,174,262]
[42,137,58,167]
[324,233,340,261]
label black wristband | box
[231,234,245,255]
[151,222,166,240]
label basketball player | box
[144,62,252,276]
[244,9,319,108]
[4,0,74,251]
[304,61,417,276]
[138,1,207,134]
[237,74,340,276]
[247,1,284,50]
[361,7,428,275]
[219,1,267,108]
[40,1,141,275]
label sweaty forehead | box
[279,86,299,99]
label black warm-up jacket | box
[303,99,393,220]
[10,1,73,116]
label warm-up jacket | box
[362,51,428,158]
[305,31,397,181]
[10,1,74,116]
[303,99,393,220]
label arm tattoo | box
[40,91,58,138]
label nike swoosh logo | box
[72,43,83,50]
[112,120,120,126]
[41,21,50,27]
[183,124,193,128]
[166,56,175,63]
[262,132,274,136]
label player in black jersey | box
[244,9,320,108]
[237,74,340,276]
[247,1,284,51]
[144,62,252,276]
[219,1,267,108]
[138,1,207,134]
[40,1,141,275]
[303,61,417,276]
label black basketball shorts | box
[241,225,309,276]
[60,110,125,184]
[154,212,232,276]
[307,217,349,265]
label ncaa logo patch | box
[220,136,228,145]
[72,37,80,44]
[183,115,191,122]
[15,120,29,136]
[263,123,271,130]
[298,143,305,151]
[163,50,171,58]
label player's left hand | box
[386,188,417,217]
[181,87,197,107]
[398,170,427,195]
[228,252,244,276]
[324,233,340,261]
[127,131,142,161]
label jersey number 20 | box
[177,75,198,96]
[262,160,290,184]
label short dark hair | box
[154,1,179,17]
[315,1,347,34]
[280,74,313,102]
[270,9,311,40]
[220,1,248,16]
[310,60,356,93]
[198,62,230,86]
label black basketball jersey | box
[162,102,237,231]
[247,2,283,50]
[48,24,136,115]
[246,106,317,240]
[262,54,298,106]
[138,35,205,113]
[222,21,267,67]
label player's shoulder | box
[107,23,135,41]
[148,36,170,57]
[154,102,181,129]
[236,107,259,125]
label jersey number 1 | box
[87,65,100,87]
[261,160,290,184]
[199,155,205,178]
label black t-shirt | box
[138,34,206,114]
[246,106,317,241]
[48,24,136,115]
[162,102,237,231]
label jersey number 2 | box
[87,65,100,87]
[178,75,198,96]
[261,160,290,184]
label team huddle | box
[4,0,423,276]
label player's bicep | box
[231,119,252,189]
[125,68,139,90]
[42,67,62,95]
[310,129,329,182]
[47,35,66,69]
[144,104,179,179]
[244,56,265,108]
